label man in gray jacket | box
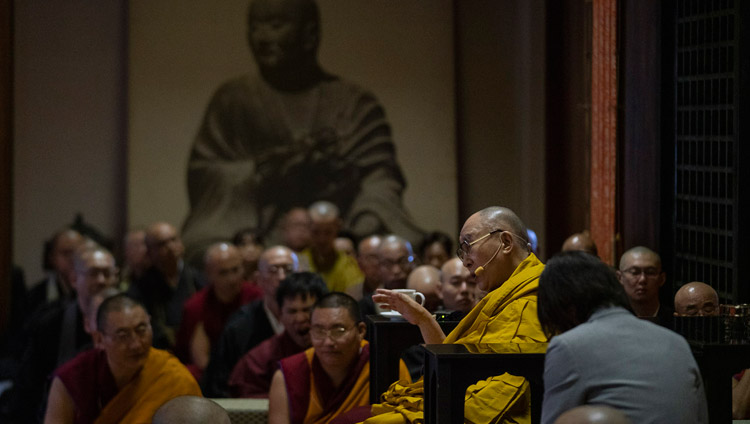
[537,252,707,424]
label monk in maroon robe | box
[175,243,262,376]
[229,271,328,398]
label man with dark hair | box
[175,242,262,376]
[229,272,328,397]
[418,231,452,269]
[233,228,265,281]
[269,292,385,423]
[44,294,201,424]
[203,245,298,397]
[537,251,707,424]
[616,246,671,327]
[128,222,205,350]
[181,0,424,262]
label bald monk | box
[553,405,631,424]
[300,201,364,292]
[174,242,262,375]
[616,246,672,327]
[152,396,230,424]
[440,258,478,315]
[44,294,201,424]
[269,293,409,423]
[674,281,719,316]
[358,206,546,423]
[561,231,598,256]
[406,265,442,313]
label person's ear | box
[616,270,623,283]
[92,330,104,349]
[500,232,514,252]
[357,322,366,340]
[658,272,666,287]
[302,21,319,52]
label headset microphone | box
[474,242,503,277]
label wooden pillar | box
[0,0,12,333]
[590,0,618,265]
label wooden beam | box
[590,0,618,265]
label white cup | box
[392,289,425,306]
[376,289,426,315]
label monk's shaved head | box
[152,396,230,424]
[407,265,443,312]
[619,246,661,270]
[476,207,529,250]
[674,281,719,316]
[308,200,340,222]
[562,231,598,256]
[554,405,631,424]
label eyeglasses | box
[84,266,118,280]
[310,325,354,341]
[457,229,504,261]
[104,323,151,344]
[621,267,661,278]
[265,264,295,275]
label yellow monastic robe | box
[301,248,365,293]
[365,253,547,424]
[94,347,202,424]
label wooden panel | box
[590,0,618,265]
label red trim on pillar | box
[591,0,618,265]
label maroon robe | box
[228,330,306,398]
[280,343,370,424]
[175,282,262,365]
[54,349,118,424]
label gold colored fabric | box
[94,347,202,424]
[364,254,546,424]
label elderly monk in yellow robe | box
[44,294,201,424]
[269,292,409,424]
[361,206,547,424]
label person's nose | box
[459,281,469,293]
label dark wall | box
[544,0,591,257]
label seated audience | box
[202,245,298,397]
[152,396,230,424]
[673,281,719,316]
[175,242,262,375]
[537,251,707,424]
[3,246,119,422]
[418,231,452,269]
[229,272,328,398]
[44,294,201,424]
[232,228,265,281]
[334,231,357,258]
[405,265,442,313]
[345,235,382,301]
[553,405,631,424]
[120,229,150,291]
[560,230,598,256]
[128,222,205,349]
[300,201,364,292]
[616,246,673,327]
[281,207,312,254]
[439,257,478,316]
[268,293,380,423]
[28,228,84,313]
[358,234,415,317]
[349,206,546,423]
